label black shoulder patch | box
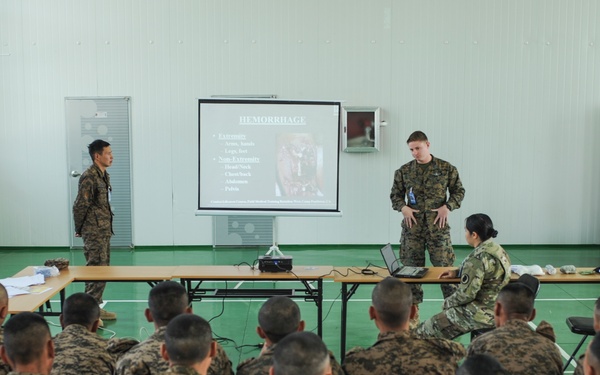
[461,274,470,284]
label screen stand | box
[264,216,285,257]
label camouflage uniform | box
[7,373,45,375]
[0,328,10,375]
[390,155,465,303]
[467,319,563,375]
[159,366,201,375]
[51,324,115,375]
[342,330,466,375]
[414,239,511,339]
[115,326,233,375]
[73,163,113,304]
[237,343,344,375]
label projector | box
[258,255,293,272]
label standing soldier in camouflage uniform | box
[115,281,233,375]
[159,314,216,375]
[342,277,466,375]
[467,282,563,375]
[51,293,115,374]
[0,284,10,375]
[390,130,465,321]
[73,139,117,321]
[414,213,511,339]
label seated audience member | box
[575,296,600,375]
[0,312,54,375]
[456,354,509,375]
[467,282,562,375]
[414,213,511,340]
[270,331,331,375]
[159,314,216,375]
[237,296,343,375]
[584,332,600,375]
[0,284,10,375]
[116,281,233,375]
[342,277,465,375]
[51,292,115,374]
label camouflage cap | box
[44,257,70,270]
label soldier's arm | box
[443,257,484,308]
[73,175,95,233]
[445,166,465,211]
[390,169,407,212]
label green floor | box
[1,244,599,373]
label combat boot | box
[100,308,117,320]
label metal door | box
[66,97,133,248]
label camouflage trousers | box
[413,307,494,340]
[82,233,111,304]
[400,214,456,304]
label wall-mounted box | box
[342,106,380,153]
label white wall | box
[1,0,598,246]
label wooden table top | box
[173,265,335,279]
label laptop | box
[380,243,429,278]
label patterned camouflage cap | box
[44,257,70,270]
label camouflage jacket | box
[73,163,113,236]
[159,366,201,375]
[237,343,344,375]
[0,328,10,375]
[7,373,46,375]
[443,240,511,327]
[390,155,465,213]
[342,330,466,375]
[467,319,563,375]
[115,326,233,375]
[51,324,115,375]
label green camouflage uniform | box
[414,239,511,339]
[342,330,466,375]
[390,155,465,303]
[236,343,344,375]
[73,163,114,304]
[51,324,115,375]
[0,328,10,375]
[467,319,563,375]
[115,326,233,375]
[159,366,201,375]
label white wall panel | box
[0,0,598,247]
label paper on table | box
[5,285,30,298]
[0,274,45,288]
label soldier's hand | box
[401,206,419,228]
[74,232,82,237]
[432,205,450,228]
[439,269,458,279]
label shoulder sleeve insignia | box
[461,274,470,284]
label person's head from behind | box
[161,314,216,375]
[464,213,498,247]
[406,131,431,164]
[270,331,331,375]
[257,296,304,344]
[0,283,8,326]
[584,332,600,375]
[594,296,600,332]
[88,139,112,168]
[60,292,101,331]
[370,277,414,331]
[146,281,191,327]
[456,354,509,375]
[0,312,54,375]
[494,282,535,327]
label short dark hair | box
[272,332,329,375]
[406,131,428,143]
[371,277,413,328]
[457,354,509,375]
[88,139,110,160]
[497,283,535,317]
[0,283,7,307]
[3,312,51,365]
[465,213,498,242]
[148,281,189,327]
[258,296,301,343]
[62,293,100,327]
[164,314,213,366]
[587,332,600,371]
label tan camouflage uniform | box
[159,366,201,375]
[342,330,466,375]
[390,155,465,303]
[467,319,563,375]
[51,324,115,375]
[115,326,233,375]
[0,328,10,375]
[414,239,511,339]
[237,344,344,375]
[73,163,113,304]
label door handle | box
[71,171,81,177]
